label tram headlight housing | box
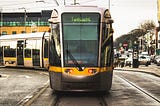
[65,69,74,74]
[88,69,97,74]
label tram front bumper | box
[49,71,113,92]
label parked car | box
[125,56,132,67]
[139,55,150,66]
[140,52,151,65]
[155,56,160,66]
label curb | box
[114,68,160,78]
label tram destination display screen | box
[62,13,100,23]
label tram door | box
[32,49,40,67]
[0,46,4,65]
[17,40,24,65]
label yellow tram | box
[48,5,114,92]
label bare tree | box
[138,20,156,32]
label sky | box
[0,0,158,39]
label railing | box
[0,21,49,26]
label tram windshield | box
[62,13,100,67]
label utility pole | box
[24,9,26,33]
[64,0,66,5]
[0,8,2,35]
[74,0,76,5]
[108,0,110,10]
[19,7,27,33]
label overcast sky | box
[0,0,158,39]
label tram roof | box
[54,5,106,13]
[0,32,49,40]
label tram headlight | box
[88,69,97,74]
[65,69,74,74]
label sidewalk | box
[114,65,160,77]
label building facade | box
[0,10,52,35]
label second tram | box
[0,32,49,69]
[48,5,114,92]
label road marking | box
[18,75,32,79]
[0,74,10,79]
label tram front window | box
[62,13,100,67]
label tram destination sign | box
[62,13,100,23]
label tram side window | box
[25,40,33,58]
[44,39,48,58]
[32,49,40,58]
[4,46,16,57]
[49,23,61,66]
[32,39,40,59]
[101,23,112,67]
[25,49,31,58]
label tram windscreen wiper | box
[66,49,83,71]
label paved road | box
[0,65,159,106]
[0,68,49,106]
[29,70,160,106]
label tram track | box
[49,92,109,106]
[51,94,63,106]
[116,75,160,104]
[97,96,108,106]
[16,81,49,106]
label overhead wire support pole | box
[54,0,59,6]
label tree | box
[138,20,156,32]
[114,20,156,50]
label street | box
[0,64,160,106]
[0,68,49,106]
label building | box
[0,10,52,35]
[138,30,156,55]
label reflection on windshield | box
[64,40,98,67]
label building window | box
[21,31,26,33]
[32,31,36,33]
[12,31,17,34]
[2,31,7,35]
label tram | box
[48,5,114,92]
[0,32,49,69]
